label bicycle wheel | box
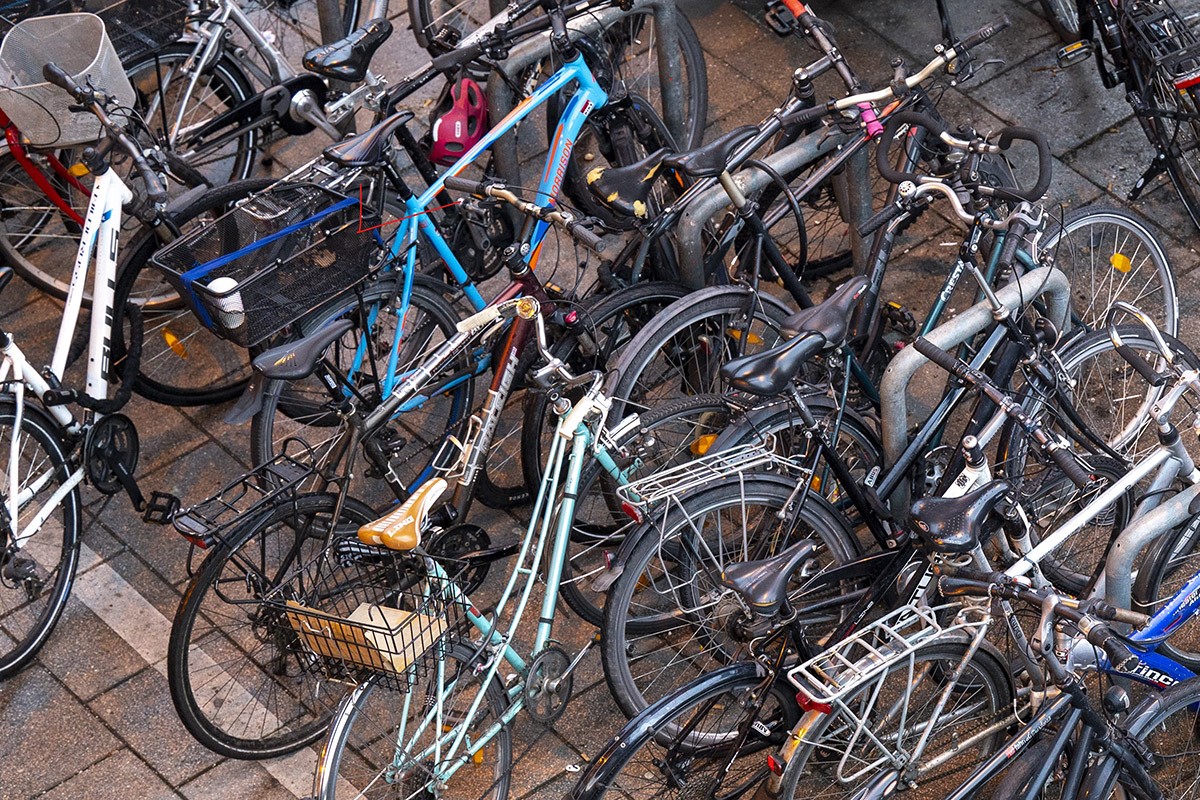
[0,400,81,680]
[315,642,512,800]
[571,662,797,800]
[607,285,795,421]
[1039,0,1082,41]
[1145,66,1200,233]
[245,0,362,57]
[519,280,689,495]
[601,474,858,719]
[561,393,735,627]
[1133,513,1200,671]
[408,0,501,54]
[111,179,274,407]
[124,43,259,188]
[1040,206,1177,338]
[1079,676,1200,799]
[775,639,1014,800]
[167,492,375,759]
[250,277,474,512]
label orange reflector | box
[1111,253,1132,273]
[810,474,823,492]
[163,328,188,359]
[69,162,89,177]
[727,329,763,345]
[473,749,485,765]
[690,434,716,456]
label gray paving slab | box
[37,749,179,800]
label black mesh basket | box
[1124,3,1200,89]
[150,182,383,347]
[259,542,466,691]
[0,0,188,60]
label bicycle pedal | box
[143,491,180,525]
[1056,40,1093,69]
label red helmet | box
[429,78,489,166]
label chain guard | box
[524,646,573,725]
[84,414,140,495]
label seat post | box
[718,170,749,210]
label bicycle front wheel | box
[315,642,512,800]
[168,492,376,759]
[0,400,81,680]
[1038,0,1081,42]
[571,662,794,800]
[776,639,1014,800]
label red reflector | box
[179,533,210,549]
[796,691,832,715]
[767,755,784,776]
[620,501,643,523]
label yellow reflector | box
[473,749,485,765]
[810,475,823,492]
[163,328,188,359]
[727,329,764,345]
[690,434,716,456]
[1111,253,1132,273]
[69,162,89,177]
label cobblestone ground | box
[3,0,1200,797]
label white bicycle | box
[0,20,187,679]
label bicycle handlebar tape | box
[859,201,906,237]
[960,15,1011,52]
[877,110,949,185]
[991,127,1053,202]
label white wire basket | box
[0,13,135,146]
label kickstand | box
[1129,153,1169,201]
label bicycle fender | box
[223,373,265,426]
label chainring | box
[84,413,140,495]
[524,645,573,725]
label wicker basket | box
[0,12,135,146]
[150,182,383,347]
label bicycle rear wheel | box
[571,662,794,800]
[315,642,512,799]
[167,492,375,759]
[0,401,81,680]
[1038,0,1082,42]
[1146,67,1200,232]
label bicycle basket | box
[260,544,466,691]
[1124,3,1200,91]
[0,13,135,147]
[150,182,383,347]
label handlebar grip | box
[859,201,906,237]
[958,15,1011,52]
[937,576,993,598]
[1089,600,1152,628]
[913,337,965,377]
[780,103,828,130]
[444,175,489,195]
[990,126,1053,202]
[1086,622,1140,672]
[1115,342,1167,387]
[1047,444,1095,489]
[42,62,80,97]
[430,41,487,72]
[877,110,950,185]
[778,0,810,18]
[566,219,606,254]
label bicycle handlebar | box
[913,337,1095,488]
[444,175,606,253]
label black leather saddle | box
[253,318,353,381]
[719,277,867,397]
[323,110,415,168]
[586,147,668,219]
[720,539,819,617]
[909,480,1012,555]
[303,18,393,83]
[662,125,757,178]
[781,276,867,340]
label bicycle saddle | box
[586,147,669,219]
[781,276,867,341]
[303,17,394,83]
[662,125,757,178]
[358,477,448,551]
[909,480,1012,555]
[323,110,415,168]
[720,331,825,396]
[252,318,354,381]
[720,539,820,617]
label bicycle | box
[1048,0,1200,230]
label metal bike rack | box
[877,265,1071,517]
[487,0,686,191]
[1105,481,1200,613]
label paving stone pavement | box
[4,0,1200,797]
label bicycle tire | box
[1079,676,1200,799]
[519,280,689,495]
[315,642,513,799]
[601,474,858,719]
[250,276,474,512]
[167,492,376,759]
[0,399,81,680]
[246,0,362,58]
[607,284,795,422]
[775,639,1014,799]
[123,43,260,189]
[1133,513,1200,671]
[1040,206,1178,338]
[560,393,736,627]
[408,0,502,54]
[1142,60,1200,233]
[570,661,795,800]
[0,150,86,302]
[1039,0,1082,42]
[111,179,275,407]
